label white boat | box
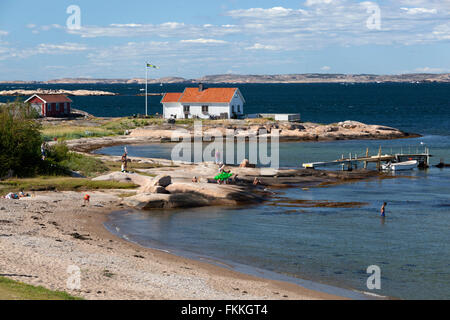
[382,160,418,171]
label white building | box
[161,84,245,119]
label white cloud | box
[401,7,438,14]
[35,43,88,53]
[432,23,450,40]
[228,6,306,18]
[69,22,239,38]
[180,38,228,44]
[305,0,334,6]
[321,66,331,71]
[0,30,8,36]
[245,43,279,50]
[0,42,88,61]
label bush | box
[47,140,70,162]
[45,141,108,177]
[0,100,42,178]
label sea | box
[1,82,449,299]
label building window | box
[202,105,208,113]
[237,105,241,113]
[56,104,60,112]
[47,104,51,112]
[183,105,190,112]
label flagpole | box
[145,63,148,117]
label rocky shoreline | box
[0,89,117,96]
[60,120,418,153]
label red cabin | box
[25,94,72,117]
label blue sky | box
[0,0,449,80]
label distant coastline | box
[1,73,449,84]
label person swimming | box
[381,202,387,217]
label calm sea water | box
[101,136,450,299]
[1,82,449,136]
[2,83,449,299]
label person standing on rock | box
[121,153,128,173]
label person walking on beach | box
[381,202,387,217]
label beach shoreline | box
[0,190,351,300]
[0,115,414,300]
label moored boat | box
[382,160,418,171]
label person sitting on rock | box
[192,176,198,183]
[219,163,230,174]
[253,177,262,186]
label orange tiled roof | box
[179,87,238,103]
[161,92,183,103]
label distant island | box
[1,73,449,84]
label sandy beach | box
[0,190,344,300]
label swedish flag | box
[146,63,159,69]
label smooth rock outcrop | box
[92,172,152,186]
[166,182,263,203]
[123,193,210,210]
[139,175,172,193]
[152,175,172,187]
[124,182,264,210]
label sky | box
[0,0,449,81]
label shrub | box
[0,100,42,178]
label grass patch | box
[0,276,81,300]
[101,118,164,134]
[41,117,166,141]
[0,176,138,195]
[60,153,108,177]
[42,125,113,141]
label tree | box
[0,99,42,177]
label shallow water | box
[1,82,449,298]
[102,135,450,299]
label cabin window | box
[56,104,59,112]
[202,105,209,113]
[183,105,190,112]
[237,105,241,113]
[47,104,51,112]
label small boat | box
[382,160,418,171]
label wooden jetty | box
[303,147,432,170]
